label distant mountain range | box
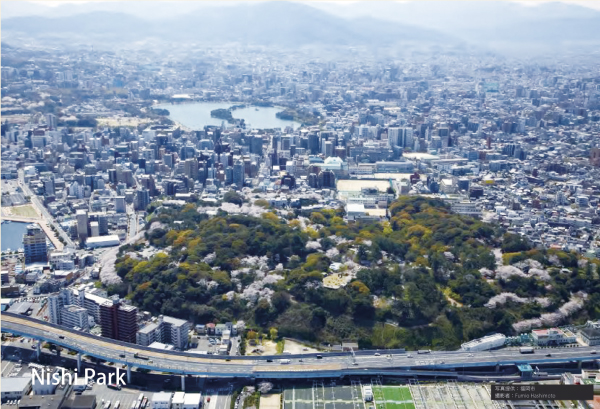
[2,1,600,55]
[0,2,460,49]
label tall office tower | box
[324,141,333,158]
[100,300,138,343]
[437,126,449,143]
[90,222,99,237]
[401,127,414,148]
[97,214,109,235]
[48,294,64,324]
[281,135,291,151]
[250,135,263,155]
[184,158,199,180]
[388,127,400,148]
[225,166,233,185]
[308,173,319,188]
[163,153,174,168]
[115,196,126,213]
[308,133,320,154]
[46,113,57,130]
[233,160,245,189]
[319,170,336,188]
[23,224,48,263]
[503,144,517,157]
[42,178,55,196]
[135,189,150,211]
[76,210,89,242]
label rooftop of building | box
[1,376,31,392]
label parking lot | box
[82,381,144,409]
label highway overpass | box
[2,312,599,381]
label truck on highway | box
[134,353,149,360]
[519,347,535,354]
[280,359,291,364]
[417,350,431,354]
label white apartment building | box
[60,305,90,331]
[47,294,63,325]
[137,315,190,350]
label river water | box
[155,102,301,130]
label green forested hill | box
[109,196,599,350]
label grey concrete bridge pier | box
[77,353,82,372]
[181,375,185,391]
[36,342,41,360]
[127,365,132,384]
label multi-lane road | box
[2,312,599,379]
[17,169,76,249]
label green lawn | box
[379,387,415,409]
[11,205,38,218]
[381,387,413,402]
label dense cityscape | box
[2,1,600,408]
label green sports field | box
[377,387,415,409]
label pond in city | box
[155,102,301,130]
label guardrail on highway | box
[1,312,405,360]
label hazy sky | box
[23,0,600,10]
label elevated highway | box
[2,313,599,380]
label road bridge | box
[2,313,599,380]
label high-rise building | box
[135,189,150,211]
[319,170,336,188]
[387,127,400,148]
[324,141,333,158]
[23,224,47,264]
[163,153,174,168]
[184,158,199,180]
[250,135,263,155]
[281,136,291,151]
[117,304,138,343]
[47,294,64,325]
[99,300,118,340]
[46,113,57,130]
[90,221,99,237]
[76,210,88,242]
[100,300,138,343]
[115,197,126,213]
[233,160,244,189]
[308,133,320,154]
